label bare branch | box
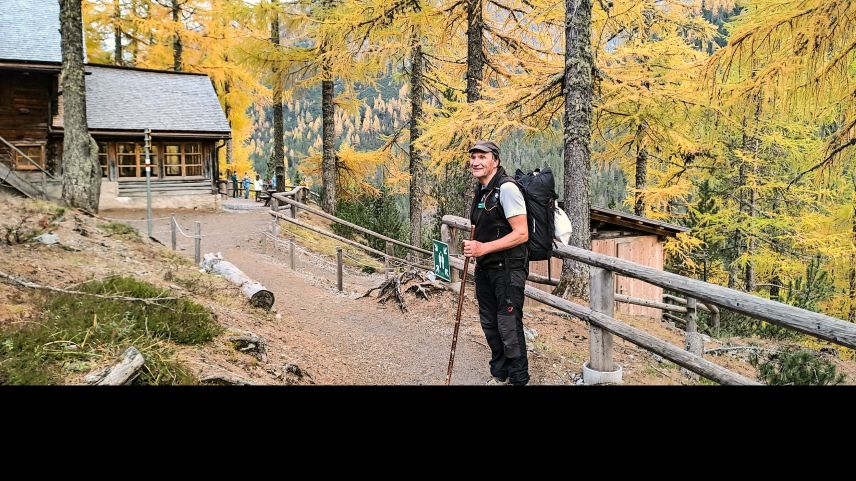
[0,271,178,306]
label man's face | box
[469,151,498,182]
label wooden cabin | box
[0,0,231,209]
[527,206,689,319]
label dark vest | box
[470,167,527,269]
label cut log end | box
[203,253,276,311]
[249,290,275,310]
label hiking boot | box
[486,376,509,386]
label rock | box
[282,363,313,385]
[820,347,839,358]
[228,333,267,361]
[275,313,282,321]
[34,233,59,245]
[651,353,665,363]
[523,326,537,341]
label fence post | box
[441,224,459,283]
[194,221,201,265]
[170,215,177,251]
[289,239,295,269]
[271,195,279,213]
[296,187,306,216]
[336,246,343,292]
[682,297,702,380]
[585,266,622,384]
[288,192,296,219]
[706,302,721,337]
[384,241,394,274]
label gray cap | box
[468,139,500,158]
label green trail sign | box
[432,239,451,282]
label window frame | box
[11,143,45,171]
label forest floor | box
[2,193,854,385]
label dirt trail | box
[101,205,493,385]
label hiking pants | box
[475,266,530,385]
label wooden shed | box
[527,206,688,319]
[0,0,231,208]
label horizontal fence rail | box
[269,209,431,271]
[442,215,856,350]
[272,193,432,257]
[445,255,759,385]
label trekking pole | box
[445,225,476,385]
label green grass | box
[100,221,140,240]
[0,276,222,385]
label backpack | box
[498,167,558,261]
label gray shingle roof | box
[85,65,231,134]
[0,0,62,63]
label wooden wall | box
[0,71,53,141]
[526,235,664,319]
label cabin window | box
[163,142,203,177]
[97,141,108,177]
[12,144,44,170]
[116,142,158,178]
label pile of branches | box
[360,269,448,312]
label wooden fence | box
[441,214,856,385]
[265,191,856,385]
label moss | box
[100,222,140,240]
[0,276,221,385]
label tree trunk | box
[634,141,647,216]
[555,0,593,300]
[319,0,336,214]
[728,148,747,290]
[850,188,855,322]
[742,85,763,292]
[172,0,182,71]
[745,175,756,292]
[321,75,336,213]
[770,275,781,301]
[437,0,483,220]
[113,0,123,65]
[224,78,233,165]
[466,0,483,104]
[268,14,285,180]
[409,24,424,249]
[60,0,101,212]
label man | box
[230,171,239,198]
[462,140,530,386]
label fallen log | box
[85,346,145,385]
[201,253,275,310]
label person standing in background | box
[242,173,251,199]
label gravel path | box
[101,205,492,385]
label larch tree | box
[703,0,855,317]
[268,4,285,180]
[332,0,436,247]
[554,0,594,299]
[60,0,101,212]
